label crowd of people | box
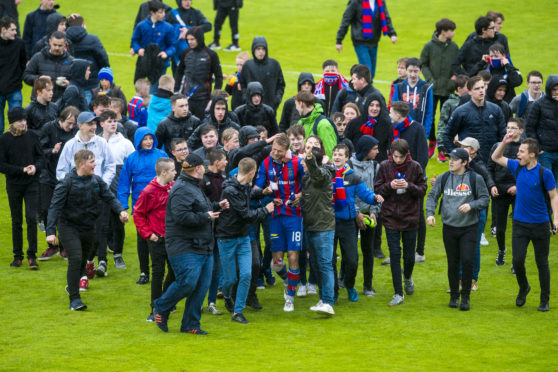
[0,0,557,335]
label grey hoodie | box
[350,155,381,216]
[426,170,489,227]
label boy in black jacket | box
[46,149,129,310]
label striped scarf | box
[332,164,349,210]
[360,116,378,136]
[314,74,349,98]
[362,0,389,38]
[393,116,413,140]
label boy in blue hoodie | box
[147,74,175,132]
[117,126,168,284]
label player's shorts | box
[270,215,302,252]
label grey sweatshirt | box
[426,170,489,227]
[350,155,381,216]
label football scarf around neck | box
[362,0,389,38]
[333,164,349,209]
[393,115,413,140]
[360,116,378,136]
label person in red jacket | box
[133,157,176,322]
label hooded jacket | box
[147,88,173,132]
[175,26,222,102]
[39,119,78,186]
[188,96,240,150]
[486,78,512,123]
[239,37,285,110]
[117,127,168,212]
[420,32,459,97]
[297,103,337,158]
[453,34,506,77]
[0,33,27,96]
[279,72,319,132]
[336,0,396,47]
[65,25,110,86]
[131,16,176,68]
[23,46,74,101]
[234,81,278,136]
[22,6,57,56]
[345,92,393,163]
[58,59,91,112]
[526,75,558,153]
[155,111,201,157]
[333,165,378,221]
[482,61,522,103]
[31,13,73,56]
[133,177,174,239]
[301,153,336,232]
[350,154,381,217]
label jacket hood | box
[297,72,316,92]
[546,75,558,97]
[246,81,264,99]
[186,26,205,49]
[486,77,508,103]
[251,36,268,61]
[66,25,87,43]
[149,176,173,191]
[239,126,260,146]
[46,13,65,35]
[360,91,388,120]
[134,126,158,149]
[209,95,229,123]
[69,59,91,86]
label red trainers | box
[438,152,447,162]
[38,247,60,261]
[86,261,96,279]
[428,141,436,158]
[79,277,89,291]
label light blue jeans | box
[218,236,252,314]
[306,230,335,306]
[353,44,378,82]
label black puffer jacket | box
[526,75,558,153]
[39,119,78,185]
[345,92,393,163]
[65,26,109,85]
[215,176,269,238]
[46,169,124,235]
[165,172,218,257]
[452,34,505,77]
[336,0,396,47]
[444,100,506,162]
[239,37,285,111]
[175,26,222,102]
[188,96,240,150]
[234,82,278,136]
[487,140,521,195]
[226,125,271,174]
[155,111,201,157]
[23,47,74,101]
[25,100,58,138]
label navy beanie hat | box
[355,135,379,161]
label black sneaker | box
[459,295,470,311]
[374,249,385,259]
[136,273,149,285]
[223,43,241,52]
[69,299,87,311]
[28,258,39,270]
[146,313,155,322]
[224,296,235,313]
[232,313,249,324]
[153,309,168,332]
[516,285,531,307]
[10,258,22,267]
[186,328,208,335]
[449,296,459,308]
[538,302,549,312]
[246,293,263,310]
[496,250,506,266]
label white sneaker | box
[415,253,425,262]
[314,302,335,316]
[388,294,404,306]
[297,284,307,297]
[480,233,489,246]
[382,257,391,265]
[310,300,323,311]
[283,299,294,312]
[283,282,289,300]
[307,283,317,294]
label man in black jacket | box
[31,12,67,56]
[156,93,200,156]
[25,76,57,138]
[234,81,278,136]
[216,157,273,324]
[0,107,44,269]
[0,16,27,134]
[239,36,285,112]
[332,64,385,115]
[175,26,222,119]
[153,153,229,334]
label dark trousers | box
[213,6,239,44]
[443,223,477,297]
[299,232,317,285]
[148,238,175,309]
[360,224,377,290]
[90,201,109,262]
[188,98,209,121]
[492,195,515,252]
[374,217,383,253]
[40,182,59,251]
[385,228,417,296]
[7,182,39,259]
[512,221,551,303]
[333,219,359,292]
[432,95,448,141]
[59,224,95,301]
[108,210,125,255]
[137,231,150,276]
[252,217,271,272]
[416,197,426,255]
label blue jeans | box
[385,228,417,296]
[306,230,335,306]
[154,252,213,332]
[353,45,378,82]
[0,90,22,133]
[459,208,486,281]
[539,151,558,183]
[218,236,252,314]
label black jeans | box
[188,98,209,121]
[416,196,426,256]
[59,224,95,301]
[360,224,377,290]
[443,223,477,297]
[333,219,359,291]
[90,201,109,262]
[213,5,239,44]
[7,181,39,259]
[512,221,551,303]
[432,95,448,141]
[108,210,125,255]
[385,228,417,296]
[492,195,515,252]
[137,231,150,276]
[148,238,175,308]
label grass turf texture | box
[2,0,558,370]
